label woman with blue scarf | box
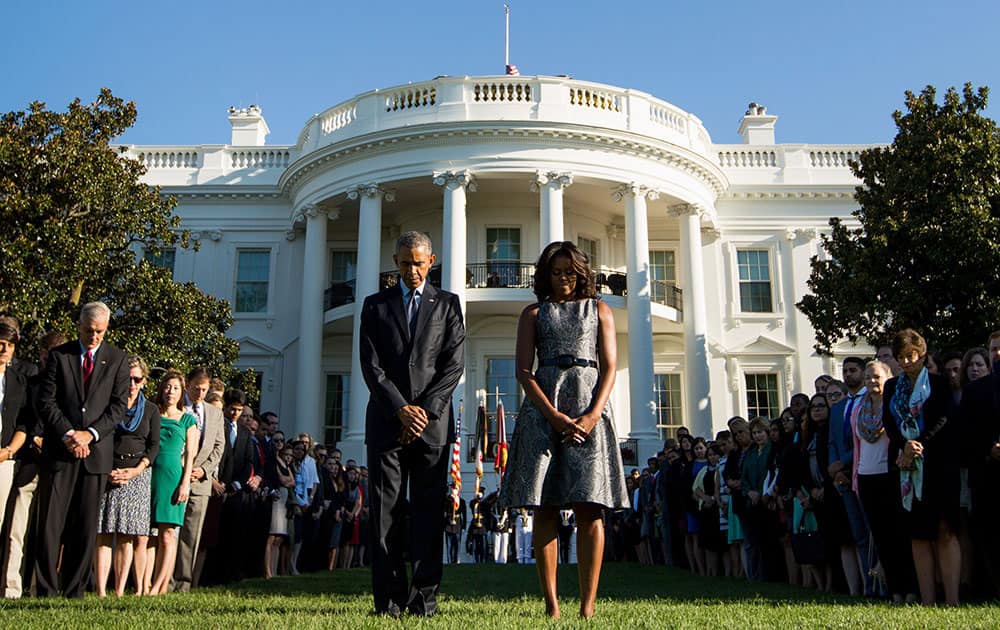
[94,355,160,597]
[882,329,961,606]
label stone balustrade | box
[122,76,882,190]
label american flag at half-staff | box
[449,402,463,512]
[493,388,508,487]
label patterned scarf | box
[889,368,930,511]
[856,392,884,443]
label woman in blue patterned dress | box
[499,241,629,619]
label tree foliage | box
[798,84,1000,354]
[0,89,252,392]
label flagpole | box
[504,4,510,69]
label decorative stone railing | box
[229,149,292,169]
[715,143,880,187]
[299,75,713,156]
[133,149,200,169]
[809,147,865,168]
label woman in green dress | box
[149,369,199,595]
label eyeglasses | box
[130,376,145,384]
[273,438,285,443]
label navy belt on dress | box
[539,354,598,369]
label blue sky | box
[3,0,997,147]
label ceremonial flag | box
[505,64,520,76]
[494,391,508,485]
[449,402,463,511]
[474,397,487,494]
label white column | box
[614,183,659,457]
[674,203,713,438]
[433,170,476,306]
[296,203,332,440]
[433,170,475,427]
[531,171,573,247]
[343,184,392,460]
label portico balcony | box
[323,264,682,312]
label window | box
[323,374,350,447]
[578,236,599,269]
[649,250,677,304]
[736,249,773,312]
[745,373,780,420]
[654,373,683,440]
[235,250,270,313]
[144,248,175,273]
[330,250,357,283]
[486,227,522,287]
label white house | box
[125,75,871,482]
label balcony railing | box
[466,262,534,289]
[324,264,682,312]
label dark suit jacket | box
[359,282,465,450]
[959,370,1000,490]
[219,421,255,490]
[37,340,129,474]
[2,367,34,448]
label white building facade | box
[126,75,870,483]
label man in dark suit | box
[360,230,465,617]
[959,357,1000,597]
[214,389,258,583]
[34,301,129,597]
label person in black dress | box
[883,328,961,606]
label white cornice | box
[278,122,728,200]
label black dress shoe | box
[372,603,402,619]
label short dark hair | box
[715,430,732,442]
[187,366,212,385]
[532,241,596,302]
[224,389,247,407]
[0,322,19,344]
[940,350,963,365]
[842,356,866,371]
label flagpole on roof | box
[504,5,510,69]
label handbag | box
[790,496,824,566]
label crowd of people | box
[612,330,1000,606]
[0,306,373,599]
[3,299,1000,608]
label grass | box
[1,563,997,629]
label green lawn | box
[1,563,997,628]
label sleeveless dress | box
[499,299,630,510]
[150,412,197,526]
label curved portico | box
[281,76,725,460]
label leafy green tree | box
[799,84,1000,353]
[0,89,252,392]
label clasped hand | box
[397,405,429,444]
[63,430,93,459]
[548,411,597,445]
[896,440,923,469]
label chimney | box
[738,102,777,145]
[228,105,270,146]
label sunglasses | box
[130,376,146,384]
